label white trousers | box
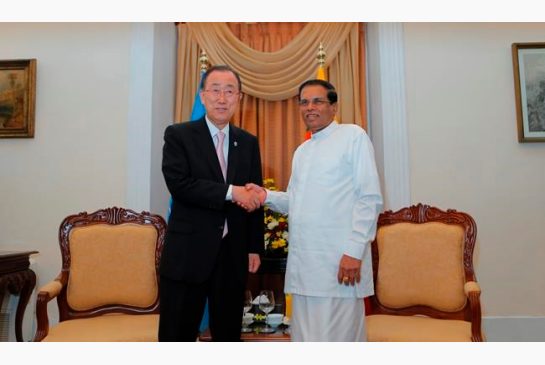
[290,294,366,342]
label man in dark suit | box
[159,65,264,341]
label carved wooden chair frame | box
[33,207,166,341]
[368,203,483,341]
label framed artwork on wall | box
[0,59,36,138]
[512,43,545,143]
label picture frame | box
[0,59,36,138]
[512,43,545,143]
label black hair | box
[200,64,242,91]
[298,79,338,104]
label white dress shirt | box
[205,117,233,200]
[266,122,383,298]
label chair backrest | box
[370,204,477,320]
[56,207,166,321]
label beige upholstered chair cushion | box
[43,314,158,342]
[67,224,158,310]
[376,222,466,311]
[367,314,472,342]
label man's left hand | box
[248,253,261,273]
[337,254,362,286]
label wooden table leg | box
[14,269,36,342]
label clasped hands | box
[232,183,266,212]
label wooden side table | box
[0,250,38,342]
[198,328,290,342]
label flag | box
[191,70,209,332]
[190,70,206,121]
[167,68,210,333]
[166,69,206,218]
[316,63,326,82]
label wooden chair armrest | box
[33,277,64,341]
[39,280,64,298]
[464,281,481,295]
[465,281,484,341]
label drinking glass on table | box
[258,290,275,332]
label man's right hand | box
[245,183,267,205]
[232,186,261,212]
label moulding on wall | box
[366,23,410,211]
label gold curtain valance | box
[186,22,355,101]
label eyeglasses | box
[298,98,331,107]
[204,88,239,100]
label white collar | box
[311,121,338,140]
[205,116,230,138]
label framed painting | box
[0,59,36,138]
[512,43,545,142]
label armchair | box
[366,204,484,341]
[33,207,166,342]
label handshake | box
[232,183,267,212]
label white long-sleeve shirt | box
[266,122,383,298]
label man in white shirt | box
[246,79,383,341]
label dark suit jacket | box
[160,118,264,284]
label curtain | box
[175,22,366,190]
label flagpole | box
[304,43,328,141]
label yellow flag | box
[305,65,329,141]
[305,49,329,140]
[316,65,326,81]
[316,64,337,121]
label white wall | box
[150,23,176,219]
[0,22,176,341]
[403,23,545,337]
[126,22,175,218]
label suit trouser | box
[158,234,246,341]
